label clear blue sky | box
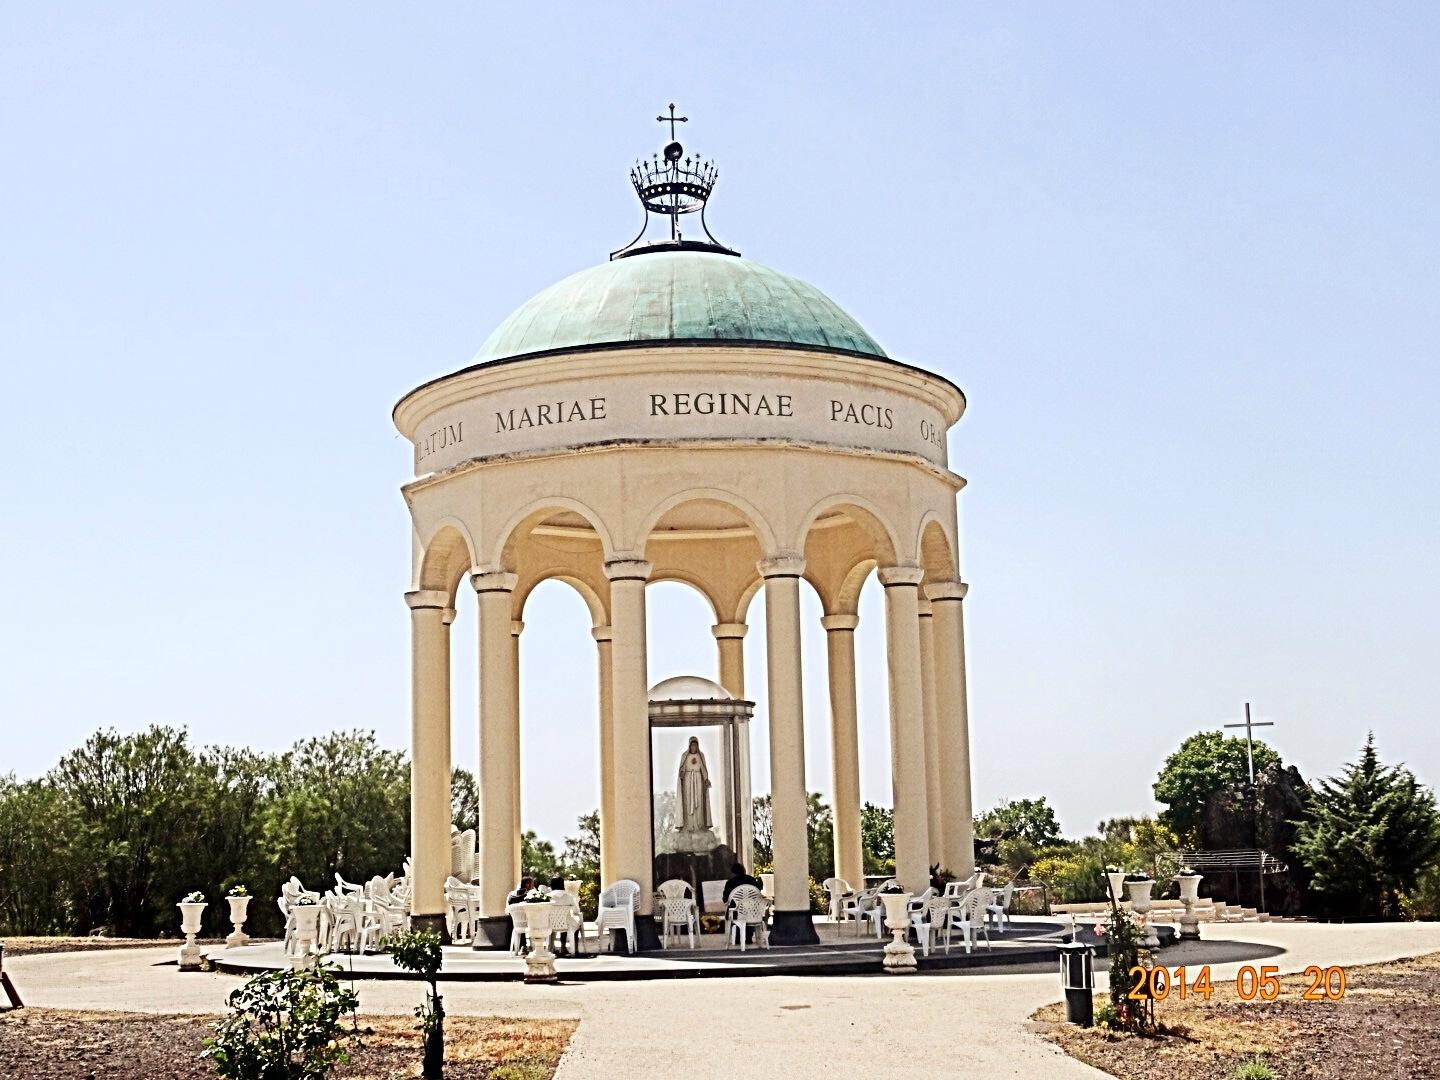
[3,4,1437,844]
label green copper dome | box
[473,251,886,364]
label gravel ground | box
[1036,950,1440,1079]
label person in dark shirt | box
[507,876,535,952]
[722,863,763,903]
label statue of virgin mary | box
[676,736,713,832]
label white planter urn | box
[1104,871,1127,907]
[1175,873,1203,940]
[225,895,252,948]
[288,904,321,970]
[879,892,916,972]
[177,902,206,971]
[760,873,776,900]
[523,901,558,983]
[1125,880,1161,949]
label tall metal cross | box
[657,103,688,140]
[1224,702,1276,784]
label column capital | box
[442,607,458,626]
[591,624,614,643]
[877,565,926,589]
[405,589,450,611]
[917,597,934,618]
[820,613,860,633]
[510,620,525,637]
[757,555,806,579]
[924,579,970,603]
[711,622,749,641]
[470,570,518,594]
[603,557,653,583]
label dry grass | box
[0,1007,576,1079]
[2,936,212,957]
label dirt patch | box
[1034,951,1440,1079]
[2,938,227,958]
[0,1008,576,1079]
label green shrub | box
[389,929,444,1079]
[203,966,359,1079]
[808,878,828,914]
[1229,1057,1276,1080]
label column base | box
[472,916,514,950]
[410,913,449,944]
[768,909,820,946]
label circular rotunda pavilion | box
[394,114,975,949]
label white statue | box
[677,736,713,832]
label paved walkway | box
[9,921,1440,1079]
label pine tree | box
[1292,734,1440,918]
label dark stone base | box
[769,909,820,946]
[472,916,514,950]
[410,912,449,945]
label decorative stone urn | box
[225,895,252,948]
[760,873,776,900]
[879,891,916,972]
[1125,880,1161,949]
[177,901,207,971]
[288,904,321,970]
[1175,873,1203,940]
[1104,871,1127,907]
[523,901,558,983]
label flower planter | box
[177,902,206,971]
[289,904,321,970]
[522,902,558,983]
[1104,871,1127,906]
[1175,873,1203,940]
[225,895,252,948]
[760,873,775,900]
[1125,880,1160,949]
[879,892,916,972]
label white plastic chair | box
[842,883,881,935]
[549,890,585,954]
[595,880,640,954]
[505,902,528,955]
[728,885,770,952]
[444,877,475,944]
[986,879,1017,932]
[656,879,698,949]
[944,888,993,954]
[911,895,952,957]
[822,877,854,922]
[279,878,319,956]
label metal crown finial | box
[611,104,737,260]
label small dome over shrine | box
[472,251,886,366]
[648,675,733,702]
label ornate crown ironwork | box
[611,104,738,260]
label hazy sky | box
[3,5,1437,844]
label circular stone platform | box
[207,917,1076,982]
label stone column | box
[511,619,524,885]
[712,622,753,864]
[878,565,931,893]
[405,589,452,934]
[918,601,945,863]
[759,556,820,945]
[604,557,660,950]
[927,580,975,876]
[820,612,864,890]
[592,624,616,885]
[471,570,519,947]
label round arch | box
[416,520,478,597]
[794,493,903,568]
[514,571,607,627]
[917,514,958,584]
[491,495,616,569]
[634,486,779,555]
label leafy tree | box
[521,831,560,882]
[50,726,208,935]
[1292,735,1440,918]
[1154,731,1280,841]
[860,802,894,875]
[0,776,93,934]
[259,731,409,904]
[560,811,600,879]
[390,929,445,1078]
[751,795,773,867]
[975,797,1063,848]
[807,793,834,880]
[450,768,478,834]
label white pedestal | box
[880,893,916,972]
[523,902,558,983]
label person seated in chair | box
[548,876,583,955]
[507,876,535,953]
[722,863,762,904]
